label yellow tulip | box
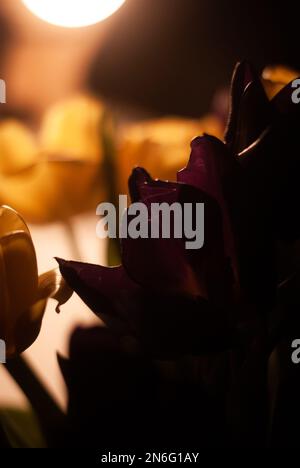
[262,65,300,99]
[0,94,113,223]
[0,205,72,357]
[0,120,37,175]
[39,94,109,163]
[117,115,223,195]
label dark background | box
[0,0,299,118]
[88,0,300,116]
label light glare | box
[22,0,126,28]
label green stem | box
[63,220,82,261]
[0,421,10,448]
[5,355,66,447]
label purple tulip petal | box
[225,61,270,154]
[57,258,239,357]
[129,166,179,204]
[177,135,232,199]
[128,167,152,202]
[178,135,237,276]
[122,175,231,305]
[56,258,140,332]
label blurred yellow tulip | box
[0,94,113,223]
[0,120,37,175]
[117,115,223,195]
[39,94,109,163]
[0,205,72,358]
[262,65,300,99]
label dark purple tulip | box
[224,61,300,309]
[225,61,271,155]
[56,61,300,447]
[58,61,300,361]
[57,133,241,357]
[60,325,226,448]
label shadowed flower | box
[224,62,300,301]
[57,62,300,446]
[59,324,222,447]
[57,133,239,358]
[58,326,158,447]
[58,62,300,350]
[0,206,72,357]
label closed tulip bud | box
[0,206,72,357]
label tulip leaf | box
[37,268,73,313]
[0,408,46,448]
[100,111,121,265]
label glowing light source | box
[22,0,126,28]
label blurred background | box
[1,0,299,121]
[0,0,299,411]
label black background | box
[88,0,300,116]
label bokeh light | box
[22,0,126,28]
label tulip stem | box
[0,421,10,447]
[63,220,82,261]
[4,355,66,447]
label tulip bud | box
[0,206,72,357]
